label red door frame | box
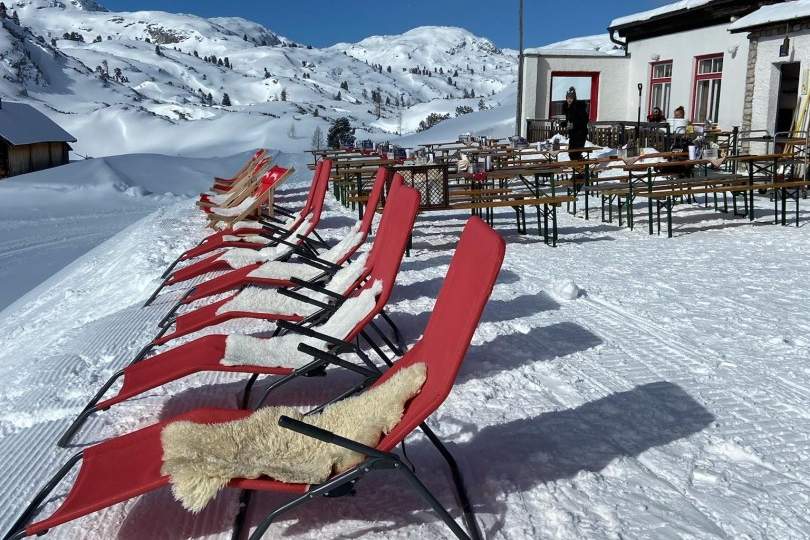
[549,71,600,121]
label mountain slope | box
[0,1,516,157]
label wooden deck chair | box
[205,165,294,229]
[209,149,266,192]
[198,157,272,210]
[149,162,328,298]
[200,161,281,216]
[7,216,501,540]
[55,184,420,448]
[173,169,397,311]
[140,181,414,355]
[144,162,329,307]
[156,161,330,284]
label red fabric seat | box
[96,335,293,410]
[153,298,304,346]
[202,165,289,216]
[25,408,307,537]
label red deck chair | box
[144,162,331,307]
[54,184,420,448]
[6,216,502,540]
[156,160,328,284]
[175,169,397,310]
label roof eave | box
[729,15,810,34]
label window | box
[692,54,723,124]
[649,60,672,117]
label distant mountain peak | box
[13,0,107,11]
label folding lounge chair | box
[197,157,272,210]
[144,162,330,307]
[6,216,502,540]
[155,160,329,286]
[199,161,277,214]
[205,165,295,229]
[55,184,421,448]
[174,168,397,310]
[210,149,267,192]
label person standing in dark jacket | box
[561,87,589,161]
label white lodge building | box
[519,0,809,143]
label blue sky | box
[101,1,674,48]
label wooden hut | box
[0,99,76,178]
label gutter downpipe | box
[609,28,628,56]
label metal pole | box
[515,0,524,137]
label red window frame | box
[648,60,672,116]
[548,71,600,121]
[691,53,724,122]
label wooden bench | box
[449,193,575,246]
[640,178,809,237]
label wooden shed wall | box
[5,142,70,177]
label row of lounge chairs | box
[4,151,506,540]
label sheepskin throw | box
[244,223,364,281]
[215,217,312,269]
[220,234,271,245]
[213,219,264,232]
[220,279,383,368]
[161,362,426,512]
[215,253,369,317]
[246,260,322,282]
[210,196,257,217]
[318,222,365,264]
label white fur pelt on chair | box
[160,362,426,512]
[220,279,383,368]
[215,252,369,317]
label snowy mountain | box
[0,1,517,157]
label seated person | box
[669,106,690,134]
[648,107,665,123]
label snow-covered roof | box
[610,0,713,28]
[0,102,76,146]
[729,0,810,31]
[525,34,625,57]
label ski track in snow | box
[1,171,810,539]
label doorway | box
[549,72,599,121]
[775,62,800,138]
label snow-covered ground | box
[0,150,312,311]
[1,151,809,539]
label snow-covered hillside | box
[0,150,291,311]
[0,1,516,157]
